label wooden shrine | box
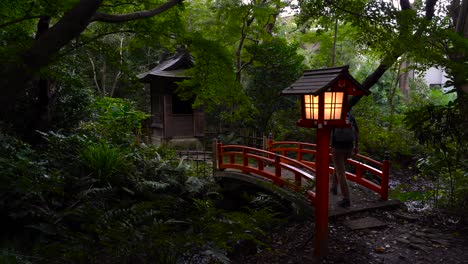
[138,50,205,144]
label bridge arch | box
[214,171,314,218]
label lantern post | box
[281,66,368,257]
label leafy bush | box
[404,100,467,210]
[50,84,95,132]
[80,142,130,184]
[0,132,64,254]
[1,93,288,263]
[79,97,149,146]
[0,129,288,264]
[352,95,421,161]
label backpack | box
[333,127,355,148]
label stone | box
[408,236,427,244]
[343,217,387,230]
[393,212,419,222]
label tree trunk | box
[0,0,104,138]
[451,0,468,126]
[0,0,181,140]
[28,16,54,140]
[24,0,104,71]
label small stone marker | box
[344,217,387,230]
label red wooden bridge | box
[207,137,394,257]
[213,139,390,206]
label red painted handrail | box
[216,144,318,204]
[267,140,390,201]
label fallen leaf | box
[375,247,385,253]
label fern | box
[139,181,170,192]
[81,186,114,197]
[80,142,127,183]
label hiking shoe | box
[330,186,337,195]
[338,199,351,208]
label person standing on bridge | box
[330,112,359,208]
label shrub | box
[80,142,130,184]
[404,100,467,210]
[79,97,149,146]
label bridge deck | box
[261,166,401,217]
[328,181,401,217]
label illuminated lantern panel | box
[324,92,343,120]
[304,94,319,119]
[304,92,344,121]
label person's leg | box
[330,150,339,195]
[333,149,351,206]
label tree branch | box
[349,0,416,109]
[87,52,102,93]
[0,15,43,29]
[325,0,381,23]
[110,37,125,97]
[236,10,255,82]
[237,57,254,74]
[58,30,135,58]
[90,0,182,23]
[24,0,104,71]
[100,2,137,8]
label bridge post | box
[212,138,218,174]
[263,133,272,151]
[214,139,224,171]
[298,144,303,163]
[381,151,390,201]
[242,148,248,174]
[274,156,281,179]
[314,126,331,257]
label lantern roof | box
[281,65,369,96]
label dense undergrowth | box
[0,97,294,264]
[1,83,466,263]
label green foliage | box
[404,101,465,157]
[180,0,295,132]
[352,95,420,159]
[50,84,95,132]
[79,97,150,145]
[0,122,290,263]
[297,0,403,57]
[245,38,304,134]
[0,249,33,264]
[0,127,288,263]
[0,133,68,259]
[80,142,129,184]
[178,34,253,125]
[404,100,467,210]
[190,199,270,254]
[269,104,316,143]
[389,187,430,203]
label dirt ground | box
[232,170,468,264]
[233,206,468,264]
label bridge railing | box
[266,140,390,201]
[214,142,319,204]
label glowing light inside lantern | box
[304,94,319,119]
[324,92,343,120]
[304,92,344,120]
